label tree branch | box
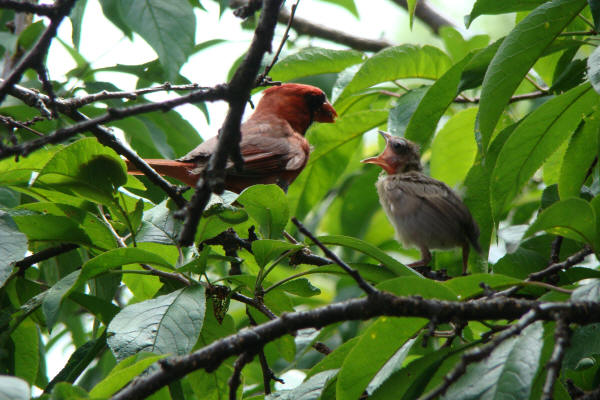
[542,317,570,400]
[177,0,286,246]
[111,294,600,400]
[0,0,76,105]
[0,0,56,16]
[292,217,376,295]
[278,7,393,52]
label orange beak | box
[360,131,395,174]
[314,100,337,123]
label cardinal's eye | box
[306,92,326,111]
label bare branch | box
[0,0,76,105]
[421,309,541,400]
[177,0,286,246]
[292,217,377,295]
[278,7,393,52]
[111,294,600,400]
[0,0,56,16]
[542,317,570,400]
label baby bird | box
[361,131,480,274]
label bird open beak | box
[314,101,337,123]
[360,131,395,174]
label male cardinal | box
[126,83,336,193]
[361,131,480,274]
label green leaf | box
[476,0,588,150]
[12,214,93,247]
[69,292,119,325]
[494,248,548,279]
[452,323,543,399]
[49,383,90,400]
[19,203,117,251]
[571,279,600,301]
[46,331,107,391]
[559,113,600,198]
[465,0,547,27]
[442,274,522,299]
[99,0,132,37]
[118,0,195,80]
[0,376,30,400]
[439,27,490,62]
[138,111,202,159]
[378,276,459,300]
[336,317,426,400]
[458,38,503,92]
[288,110,388,220]
[137,201,182,245]
[17,20,44,50]
[269,48,365,82]
[588,45,600,95]
[307,337,359,378]
[69,0,87,49]
[370,346,454,399]
[251,240,303,268]
[405,53,474,149]
[564,324,600,369]
[490,83,598,218]
[75,247,174,290]
[316,235,419,277]
[525,198,598,247]
[278,278,321,297]
[38,138,127,203]
[89,352,166,397]
[590,0,600,31]
[320,0,359,16]
[0,212,27,288]
[387,87,428,137]
[10,319,39,385]
[336,45,452,101]
[43,270,80,331]
[266,370,338,400]
[430,107,478,187]
[367,338,417,395]
[407,0,417,28]
[107,286,206,361]
[237,185,289,239]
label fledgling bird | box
[361,131,480,275]
[126,83,337,193]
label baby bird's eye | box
[391,140,406,153]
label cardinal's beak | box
[314,101,337,123]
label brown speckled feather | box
[377,171,480,252]
[361,132,480,273]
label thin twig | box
[292,217,377,295]
[258,0,300,84]
[542,317,570,400]
[0,0,76,105]
[228,352,255,400]
[62,83,207,108]
[0,114,43,136]
[0,0,56,16]
[549,236,563,265]
[420,309,541,400]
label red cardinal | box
[127,83,337,193]
[361,131,480,274]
